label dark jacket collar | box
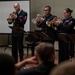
[65,16,72,20]
[45,14,52,18]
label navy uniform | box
[37,14,57,44]
[8,10,27,63]
[30,14,57,56]
[57,16,75,63]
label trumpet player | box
[37,6,57,45]
[7,3,27,63]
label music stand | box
[36,32,52,41]
[65,34,75,58]
[9,26,26,33]
[66,34,75,44]
[4,26,26,51]
[28,32,40,40]
[57,33,68,43]
[26,32,40,56]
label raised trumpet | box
[31,14,44,24]
[7,11,16,24]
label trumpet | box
[46,17,59,27]
[31,14,44,24]
[7,11,16,24]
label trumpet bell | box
[7,17,13,24]
[31,18,37,24]
[46,17,58,27]
[7,18,12,22]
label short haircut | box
[0,53,16,75]
[50,61,75,75]
[35,42,54,62]
[45,6,51,11]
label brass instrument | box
[46,17,58,27]
[31,14,44,24]
[7,11,16,24]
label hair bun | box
[65,8,73,13]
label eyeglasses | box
[43,10,49,11]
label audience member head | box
[35,42,55,64]
[50,61,75,75]
[0,53,16,75]
[63,8,73,18]
[43,6,51,16]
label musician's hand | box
[11,13,17,19]
[54,20,60,26]
[38,17,44,23]
[36,14,44,23]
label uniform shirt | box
[12,10,27,37]
[13,10,27,28]
[37,14,57,41]
[57,16,75,34]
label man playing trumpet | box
[36,6,57,44]
[7,3,27,63]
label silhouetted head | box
[0,53,16,75]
